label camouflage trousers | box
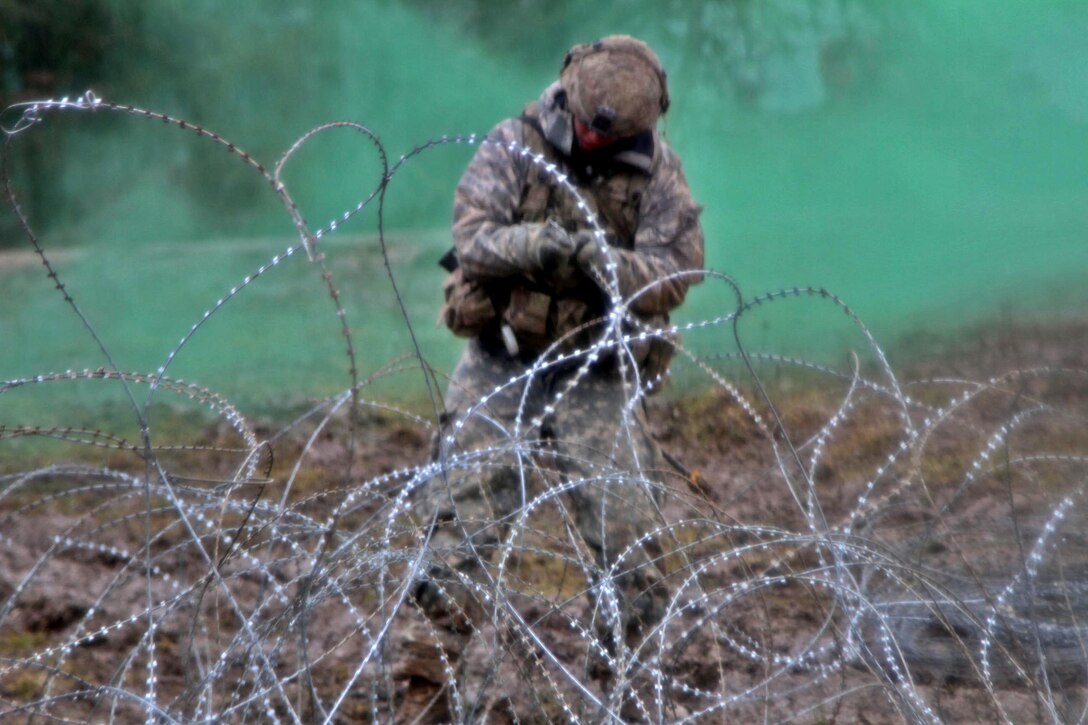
[415,338,668,640]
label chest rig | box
[441,103,654,361]
[505,103,654,357]
[516,100,651,250]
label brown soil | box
[1,320,1087,722]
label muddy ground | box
[2,319,1087,722]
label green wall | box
[2,0,1086,414]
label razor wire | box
[1,93,1087,723]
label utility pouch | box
[631,314,678,393]
[439,268,496,338]
[640,333,677,392]
[553,297,591,348]
[503,287,552,352]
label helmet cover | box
[560,35,669,138]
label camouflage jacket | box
[443,82,704,363]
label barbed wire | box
[1,93,1086,723]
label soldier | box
[405,34,704,689]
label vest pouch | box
[440,268,496,338]
[503,287,553,352]
[631,314,677,393]
[640,333,677,393]
[553,297,592,350]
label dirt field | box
[2,319,1087,723]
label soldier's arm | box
[602,145,705,316]
[451,120,557,280]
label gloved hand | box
[535,222,578,268]
[573,229,611,281]
[525,221,580,286]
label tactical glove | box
[526,221,580,285]
[574,230,611,281]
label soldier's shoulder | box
[461,117,527,177]
[482,116,524,145]
[646,137,700,205]
[653,137,687,170]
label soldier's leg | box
[547,367,669,643]
[412,339,545,629]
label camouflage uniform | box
[420,70,704,641]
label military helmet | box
[559,35,670,139]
